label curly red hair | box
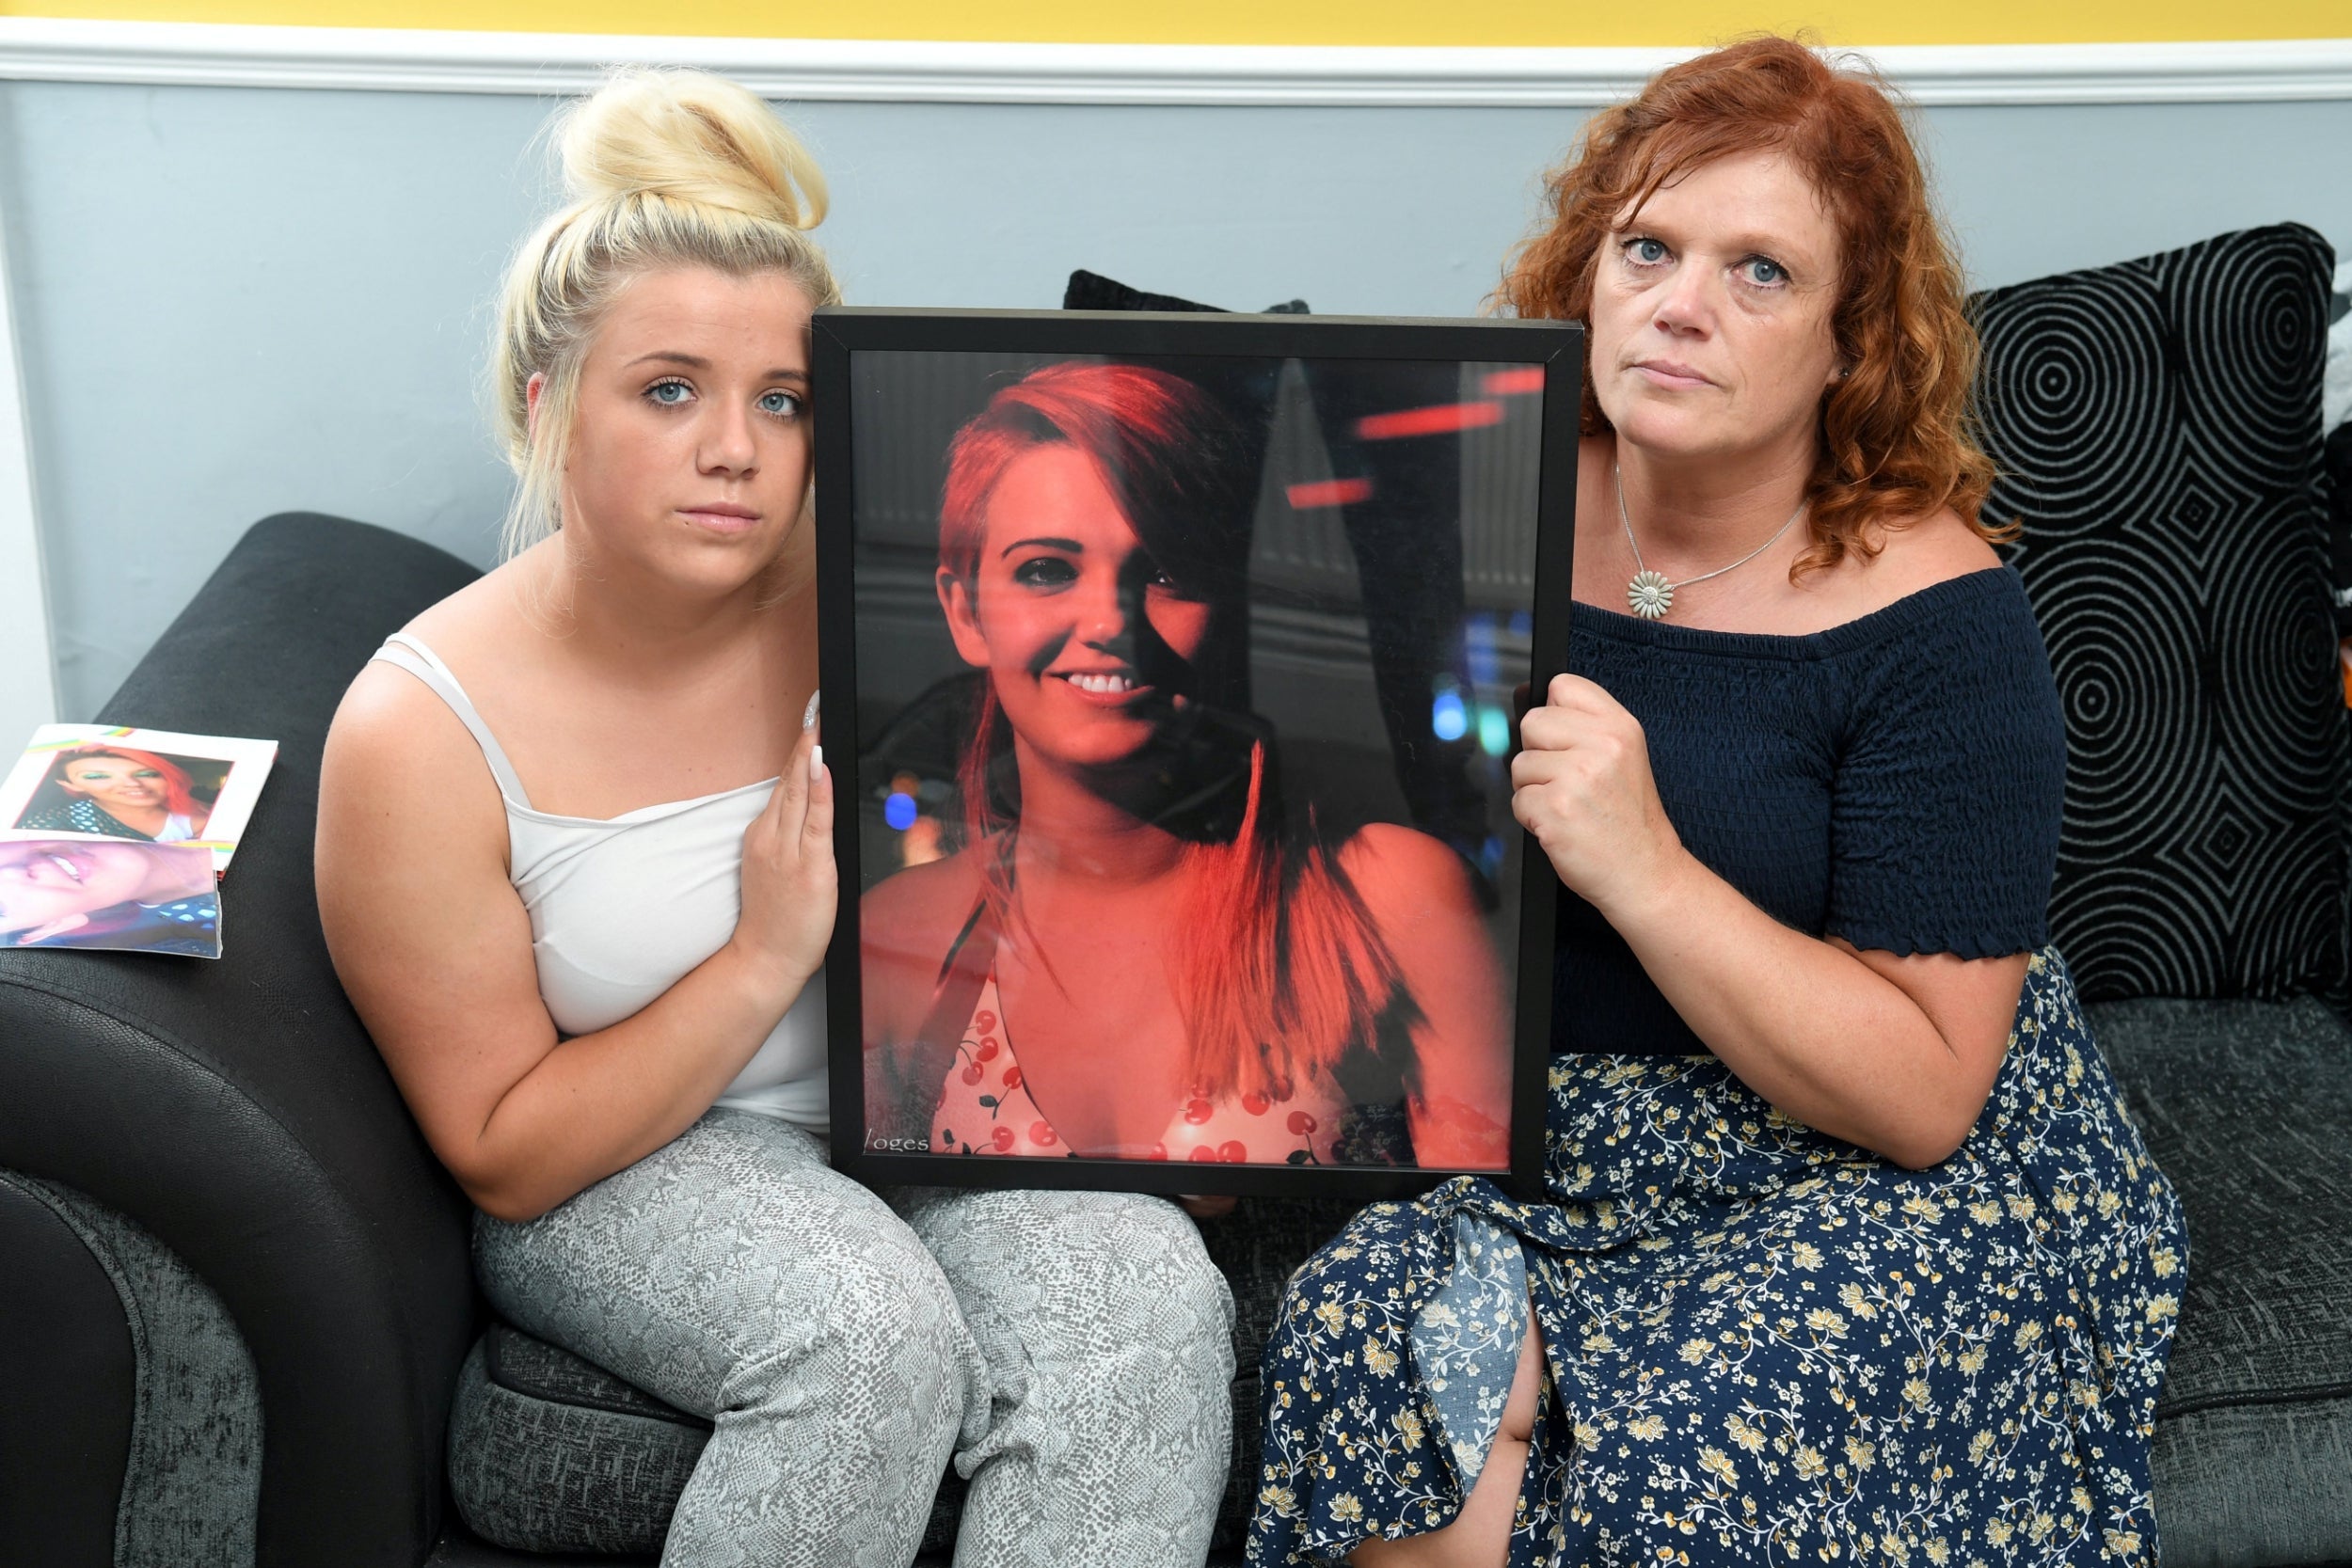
[1499,36,2006,576]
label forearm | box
[1598,850,1983,1167]
[463,942,816,1220]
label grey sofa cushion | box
[448,1326,704,1558]
[2090,995,2352,1567]
[5,1175,264,1568]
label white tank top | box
[370,634,828,1132]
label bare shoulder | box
[1850,507,2004,610]
[395,553,543,686]
[319,567,525,877]
[1338,823,1482,923]
[858,848,987,1038]
[864,849,983,937]
[325,664,500,836]
[325,548,552,779]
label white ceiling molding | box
[0,19,2345,106]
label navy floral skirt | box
[1249,950,2185,1566]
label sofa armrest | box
[0,514,485,1568]
[0,1171,137,1565]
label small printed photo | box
[0,836,223,958]
[0,725,278,875]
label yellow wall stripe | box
[2,0,2345,46]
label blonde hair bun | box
[490,67,840,559]
[556,66,828,232]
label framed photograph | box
[0,724,278,875]
[816,308,1580,1201]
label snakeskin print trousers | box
[474,1107,1236,1568]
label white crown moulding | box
[0,18,2345,105]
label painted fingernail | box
[802,689,821,732]
[810,743,824,780]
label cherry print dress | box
[930,969,1351,1165]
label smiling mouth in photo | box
[45,853,84,883]
[1051,668,1175,709]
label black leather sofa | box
[4,222,2350,1567]
[0,518,482,1568]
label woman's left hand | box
[1510,673,1686,916]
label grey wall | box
[6,78,2348,717]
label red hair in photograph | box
[1500,35,2004,575]
[52,746,204,817]
[939,361,1415,1101]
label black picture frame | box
[816,306,1581,1202]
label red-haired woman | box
[862,361,1513,1171]
[21,746,214,843]
[1252,38,2185,1568]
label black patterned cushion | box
[2328,422,2352,634]
[1972,223,2350,1003]
[1060,267,1310,315]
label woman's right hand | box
[728,724,837,1010]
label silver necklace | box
[1617,463,1806,621]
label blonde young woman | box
[316,71,1232,1566]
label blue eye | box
[758,388,805,419]
[1626,237,1670,265]
[645,379,692,406]
[1012,557,1077,589]
[1741,257,1788,287]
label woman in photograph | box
[316,71,1232,1568]
[1252,38,2185,1568]
[19,745,215,843]
[0,837,219,954]
[861,361,1514,1171]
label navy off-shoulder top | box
[1553,565,2067,1056]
